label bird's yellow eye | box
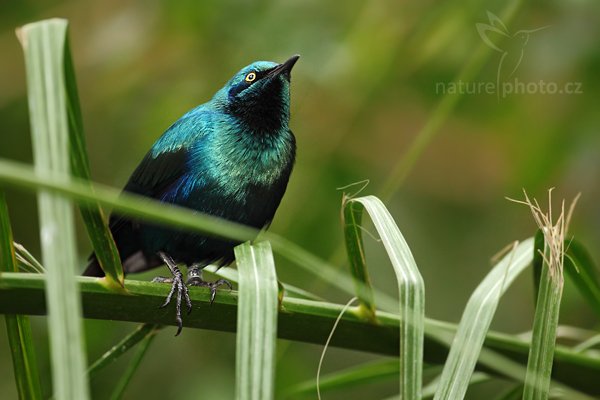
[245,72,257,82]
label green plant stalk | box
[532,231,544,305]
[0,192,43,399]
[342,198,376,319]
[235,241,279,400]
[0,273,599,394]
[109,330,157,400]
[87,323,160,377]
[62,26,123,287]
[523,244,563,399]
[17,19,90,399]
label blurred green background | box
[1,0,599,399]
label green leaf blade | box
[235,241,279,400]
[348,195,425,400]
[18,18,90,400]
[63,25,123,287]
[433,239,534,400]
[342,198,376,319]
[0,192,43,399]
[523,237,564,400]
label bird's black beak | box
[267,54,300,80]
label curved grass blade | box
[433,239,534,400]
[235,241,279,400]
[345,195,425,400]
[289,361,444,399]
[0,192,43,399]
[342,196,376,320]
[87,323,160,377]
[14,242,45,274]
[288,359,399,397]
[108,328,157,400]
[17,19,90,399]
[494,385,523,400]
[62,28,123,288]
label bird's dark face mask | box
[223,55,299,133]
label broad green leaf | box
[344,195,425,400]
[235,241,279,400]
[433,239,534,400]
[0,192,43,399]
[17,19,90,399]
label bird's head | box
[213,55,299,133]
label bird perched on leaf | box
[84,55,299,335]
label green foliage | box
[17,19,89,400]
[1,192,42,400]
[235,241,279,400]
[564,240,600,318]
[433,239,533,399]
[1,4,599,398]
[343,195,424,399]
[88,323,160,377]
[62,23,124,288]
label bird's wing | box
[121,109,213,200]
[109,111,211,233]
[122,147,188,198]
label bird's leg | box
[187,265,233,304]
[152,252,192,336]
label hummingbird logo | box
[477,11,548,97]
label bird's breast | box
[192,129,295,202]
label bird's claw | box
[155,252,192,336]
[187,277,232,304]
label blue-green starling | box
[84,55,299,334]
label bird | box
[84,55,299,335]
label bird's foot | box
[154,252,192,336]
[187,265,232,304]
